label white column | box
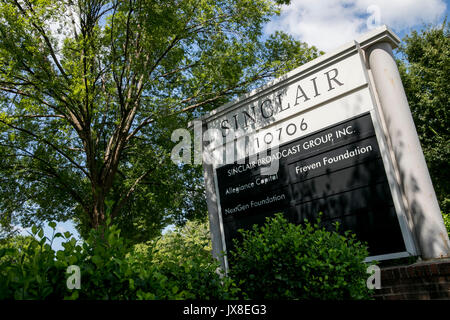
[367,42,450,259]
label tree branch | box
[11,114,66,119]
[0,118,90,178]
[0,144,88,212]
[13,0,69,80]
[111,165,158,218]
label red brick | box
[381,269,393,281]
[429,263,439,276]
[420,277,435,285]
[392,268,401,279]
[423,265,432,277]
[411,283,438,292]
[430,291,450,299]
[435,283,450,291]
[375,287,393,295]
[380,278,391,287]
[436,276,448,284]
[406,266,416,278]
[400,277,426,286]
[376,260,450,300]
[403,292,431,300]
[437,263,450,275]
[414,266,426,277]
[399,267,409,279]
[383,294,406,300]
[391,283,434,294]
[390,286,403,294]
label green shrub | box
[1,215,375,300]
[0,220,130,300]
[0,223,71,299]
[65,221,137,300]
[443,212,450,236]
[127,220,239,299]
[0,219,236,300]
[228,213,372,300]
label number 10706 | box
[254,118,308,148]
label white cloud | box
[46,2,80,56]
[265,0,447,52]
[56,225,67,234]
[15,225,31,235]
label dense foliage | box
[128,220,239,299]
[398,23,450,212]
[443,212,450,235]
[0,219,236,299]
[0,0,320,242]
[0,215,375,300]
[228,214,372,300]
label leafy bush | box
[228,214,372,300]
[1,215,374,300]
[0,219,236,300]
[0,223,74,299]
[443,212,450,236]
[65,222,137,300]
[0,221,131,300]
[127,220,238,299]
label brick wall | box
[373,258,450,300]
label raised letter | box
[243,107,256,128]
[324,68,344,91]
[294,84,310,106]
[260,99,274,119]
[232,114,239,130]
[276,94,290,113]
[221,119,231,137]
[310,77,321,97]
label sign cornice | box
[190,25,400,127]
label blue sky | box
[265,0,449,52]
[19,0,449,251]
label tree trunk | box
[91,186,106,229]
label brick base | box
[373,258,450,300]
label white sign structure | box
[195,26,450,271]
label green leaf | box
[91,255,103,266]
[54,232,63,239]
[64,290,79,300]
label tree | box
[0,0,321,242]
[397,22,450,212]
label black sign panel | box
[215,113,406,256]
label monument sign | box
[195,26,449,271]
